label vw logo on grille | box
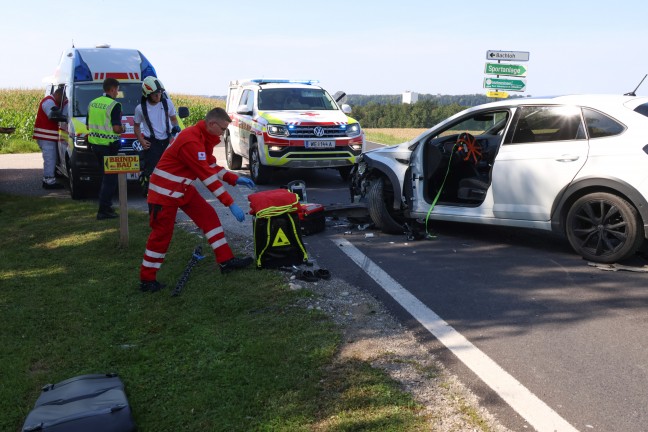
[313,126,325,137]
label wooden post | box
[118,173,129,248]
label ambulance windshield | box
[72,83,141,117]
[258,88,337,111]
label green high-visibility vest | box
[87,95,121,146]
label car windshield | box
[258,88,338,111]
[433,110,510,138]
[72,82,142,117]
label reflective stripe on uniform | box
[142,259,162,269]
[205,226,224,238]
[211,238,228,250]
[152,167,193,185]
[145,249,166,259]
[148,183,185,198]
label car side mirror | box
[177,106,190,119]
[236,104,253,115]
[333,91,347,104]
[341,104,352,114]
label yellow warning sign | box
[272,228,291,247]
[104,155,140,174]
[486,90,509,99]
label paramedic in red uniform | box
[139,107,255,292]
[33,87,65,189]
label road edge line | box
[334,237,578,432]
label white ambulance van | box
[47,45,186,199]
[225,79,365,185]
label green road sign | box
[483,77,526,92]
[485,63,527,77]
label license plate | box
[305,140,335,149]
[127,172,140,180]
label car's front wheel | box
[367,177,405,234]
[249,144,272,185]
[566,192,644,263]
[67,162,85,200]
[224,132,242,170]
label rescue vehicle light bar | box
[232,79,319,86]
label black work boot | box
[220,256,254,274]
[140,280,166,292]
[97,206,118,220]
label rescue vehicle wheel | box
[67,163,85,200]
[224,132,242,170]
[367,177,405,234]
[338,166,352,181]
[249,144,272,185]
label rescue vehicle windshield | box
[258,88,337,111]
[72,83,142,117]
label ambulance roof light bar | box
[248,79,319,85]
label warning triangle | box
[272,228,291,247]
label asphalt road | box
[4,149,648,432]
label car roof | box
[481,94,648,110]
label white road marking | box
[334,238,579,432]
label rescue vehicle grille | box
[288,126,347,138]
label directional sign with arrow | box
[483,78,526,92]
[486,50,530,62]
[484,63,527,77]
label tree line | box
[344,93,527,128]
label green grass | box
[0,194,428,431]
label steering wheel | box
[455,132,483,165]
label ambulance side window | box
[237,90,253,114]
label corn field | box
[0,89,223,153]
[0,89,41,142]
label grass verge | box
[0,194,428,431]
[364,129,428,145]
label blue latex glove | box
[236,176,256,189]
[171,125,181,135]
[229,203,245,222]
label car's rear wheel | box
[224,132,242,170]
[367,177,405,234]
[566,192,644,263]
[249,144,272,185]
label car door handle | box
[556,154,580,162]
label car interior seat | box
[423,143,443,201]
[511,118,535,143]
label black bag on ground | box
[254,212,308,269]
[22,373,136,432]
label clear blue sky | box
[4,0,648,97]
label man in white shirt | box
[134,76,180,196]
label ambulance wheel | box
[67,163,86,200]
[249,144,272,185]
[338,166,352,181]
[224,132,242,170]
[367,177,405,234]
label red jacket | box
[147,120,239,207]
[32,95,59,141]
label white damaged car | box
[350,94,648,263]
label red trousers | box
[140,185,235,282]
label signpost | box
[484,78,526,92]
[486,50,530,62]
[104,155,141,248]
[484,63,527,77]
[483,50,530,96]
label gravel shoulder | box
[223,223,514,432]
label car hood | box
[258,110,358,125]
